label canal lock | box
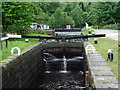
[30,42,93,90]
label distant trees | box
[2,2,120,32]
[70,4,84,27]
[89,2,117,27]
[114,2,120,23]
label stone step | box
[90,66,111,71]
[89,61,107,66]
[92,70,115,76]
[95,83,118,88]
[94,76,118,84]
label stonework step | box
[90,66,111,71]
[94,76,118,84]
[92,70,115,76]
[95,83,118,88]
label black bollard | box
[88,30,91,34]
[94,38,98,44]
[108,49,113,62]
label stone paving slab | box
[88,58,106,62]
[95,83,118,88]
[94,76,118,84]
[88,55,104,58]
[90,66,112,71]
[89,61,107,66]
[92,70,115,76]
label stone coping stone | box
[90,66,111,71]
[88,55,103,59]
[94,76,118,84]
[95,83,118,88]
[88,58,106,62]
[92,53,101,56]
[0,59,13,65]
[92,70,115,76]
[7,55,17,59]
[89,61,107,66]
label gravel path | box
[92,29,119,41]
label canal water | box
[30,43,89,90]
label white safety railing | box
[85,45,96,55]
[11,47,21,56]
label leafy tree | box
[89,2,117,27]
[70,4,84,28]
[64,16,75,26]
[53,8,66,28]
[114,2,120,23]
[2,2,34,32]
[39,2,60,15]
[48,15,55,28]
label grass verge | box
[0,32,49,61]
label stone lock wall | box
[2,43,44,88]
[1,42,87,88]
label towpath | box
[92,29,119,41]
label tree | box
[48,15,55,28]
[89,2,116,27]
[53,8,65,28]
[2,2,34,32]
[70,4,84,28]
[114,2,120,23]
[64,16,75,27]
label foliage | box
[2,2,35,32]
[88,2,118,27]
[70,4,84,28]
[2,2,120,32]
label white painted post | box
[85,45,96,55]
[11,47,21,56]
[85,23,88,29]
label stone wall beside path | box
[84,41,118,89]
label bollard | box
[94,38,98,44]
[88,30,91,34]
[25,39,29,43]
[92,32,95,35]
[107,49,113,62]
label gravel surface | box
[92,29,119,41]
